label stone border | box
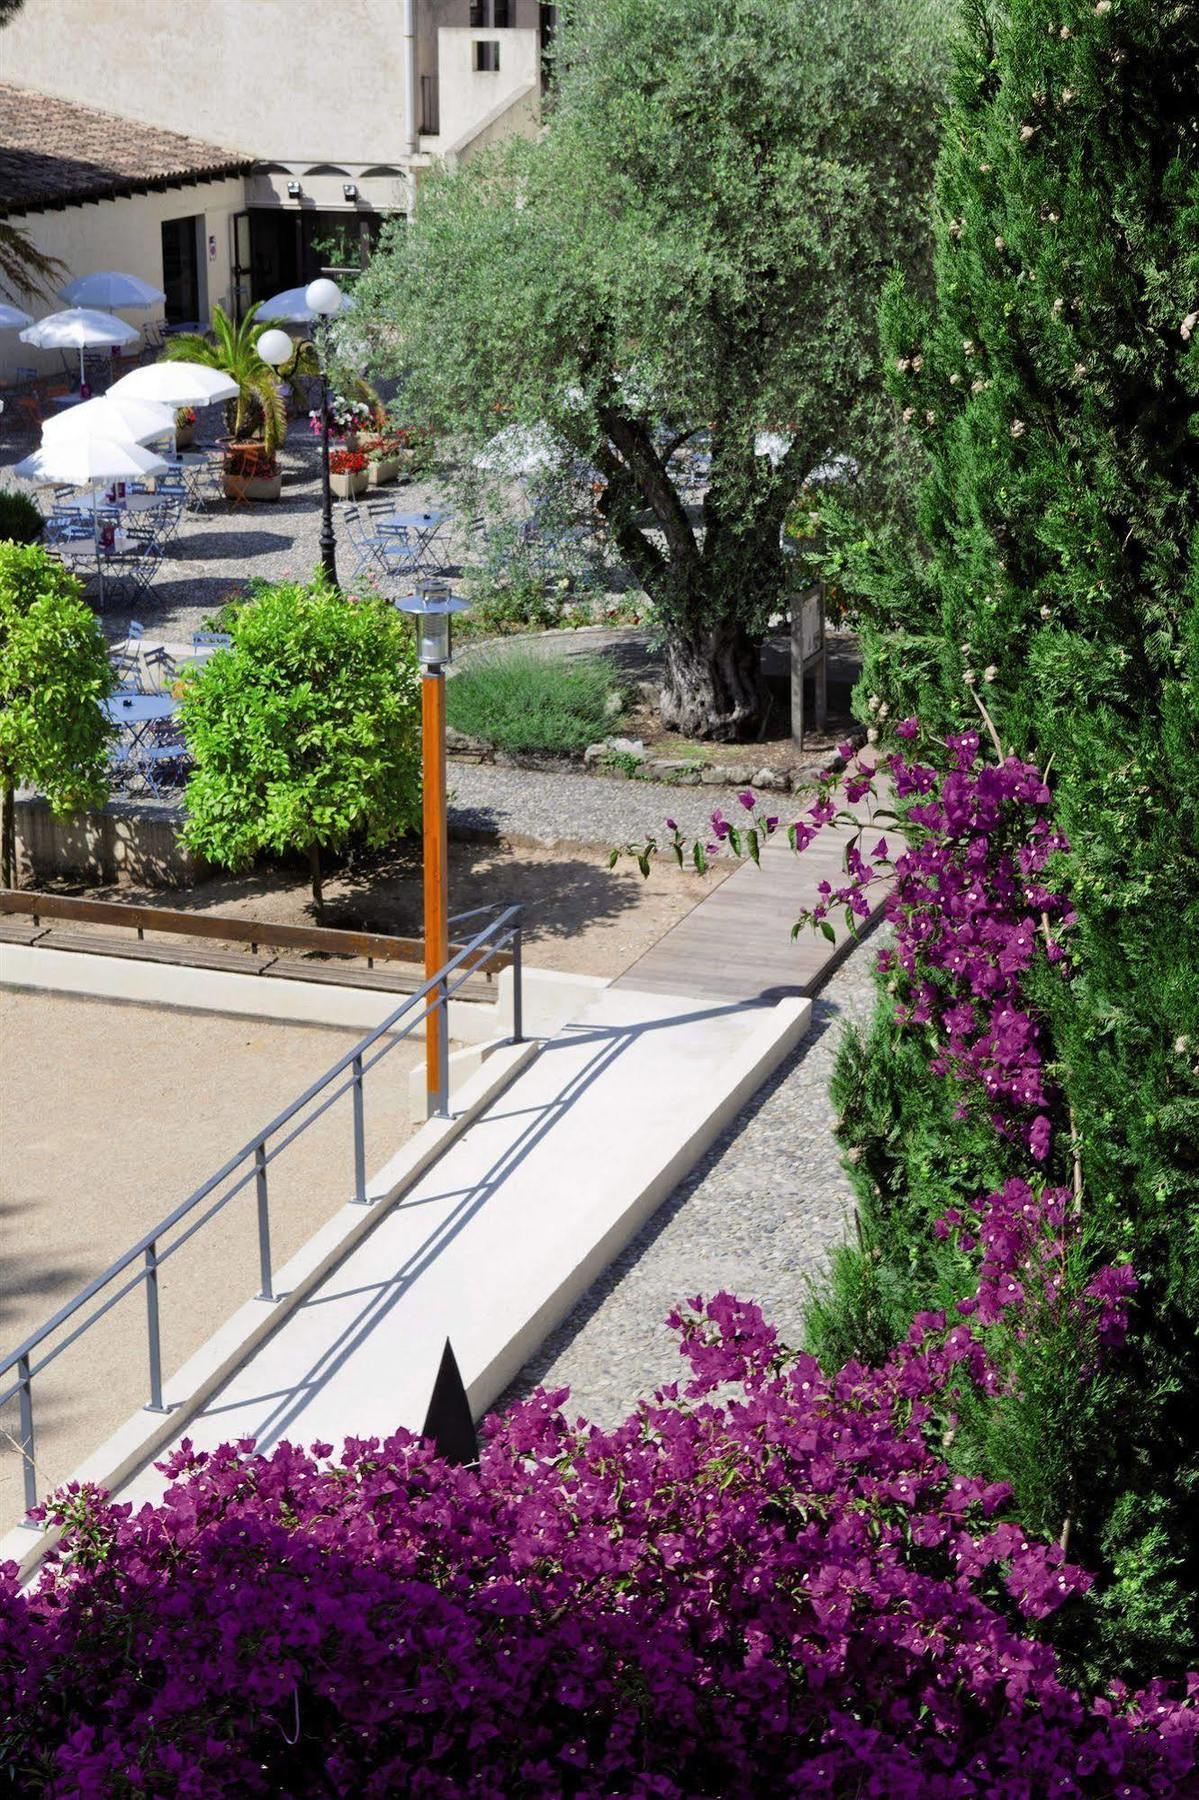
[446,736,840,794]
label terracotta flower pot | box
[175,422,195,450]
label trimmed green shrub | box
[447,650,621,756]
[0,490,43,545]
[0,543,111,887]
[179,576,421,913]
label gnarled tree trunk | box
[594,408,789,742]
[659,614,768,741]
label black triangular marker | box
[421,1337,479,1467]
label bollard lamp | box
[395,578,472,669]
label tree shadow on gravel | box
[175,529,292,560]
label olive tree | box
[352,0,947,739]
[0,544,112,890]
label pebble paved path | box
[501,926,881,1424]
[449,760,755,847]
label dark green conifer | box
[823,0,1199,1679]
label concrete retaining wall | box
[1,941,611,1045]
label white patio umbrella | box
[259,285,355,323]
[15,432,168,603]
[109,360,238,408]
[59,271,165,310]
[473,423,558,477]
[19,308,139,388]
[42,393,176,446]
[0,302,34,331]
[754,431,793,466]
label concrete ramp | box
[113,982,808,1512]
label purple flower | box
[737,789,756,810]
[3,1289,1189,1795]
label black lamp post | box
[259,274,344,589]
[305,278,344,587]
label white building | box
[0,0,555,376]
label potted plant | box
[164,303,293,502]
[223,443,282,503]
[329,446,368,498]
[365,433,403,487]
[175,406,197,449]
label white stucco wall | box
[0,0,415,165]
[426,27,540,155]
[0,176,246,382]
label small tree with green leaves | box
[0,544,112,889]
[352,0,948,741]
[179,578,421,915]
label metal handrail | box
[1,904,523,1520]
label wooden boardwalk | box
[615,802,886,1006]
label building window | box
[470,1,511,24]
[474,39,501,71]
[420,73,440,134]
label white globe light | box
[305,277,342,318]
[257,327,294,368]
[257,327,295,368]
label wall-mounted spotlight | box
[343,182,358,200]
[286,179,302,198]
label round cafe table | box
[376,509,451,569]
[74,491,161,517]
[103,693,178,726]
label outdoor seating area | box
[99,625,230,796]
[338,500,455,588]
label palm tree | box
[0,222,66,302]
[162,303,296,457]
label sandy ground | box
[0,993,428,1528]
[93,836,729,982]
[0,836,725,1525]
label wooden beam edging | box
[0,890,512,976]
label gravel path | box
[500,926,882,1424]
[0,418,450,647]
[448,760,756,848]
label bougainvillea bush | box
[1,1293,1196,1797]
[621,701,1189,1680]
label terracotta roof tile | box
[0,83,252,212]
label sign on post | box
[790,583,827,748]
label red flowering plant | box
[329,447,368,475]
[1,1293,1195,1795]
